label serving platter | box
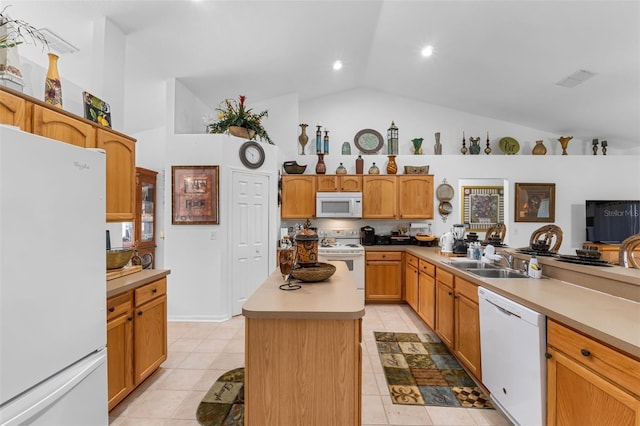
[354,129,384,154]
[499,137,520,155]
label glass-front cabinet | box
[135,167,158,268]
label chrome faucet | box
[493,252,514,269]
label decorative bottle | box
[315,125,322,153]
[532,140,547,155]
[336,163,347,174]
[315,153,326,174]
[386,155,397,174]
[44,53,63,108]
[323,130,329,154]
[368,162,380,174]
[355,155,364,174]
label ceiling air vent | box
[555,69,596,88]
[38,28,78,54]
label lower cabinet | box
[107,277,167,410]
[546,319,640,426]
[435,268,455,348]
[365,251,403,302]
[404,254,419,311]
[417,259,436,329]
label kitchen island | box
[242,262,365,426]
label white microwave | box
[316,192,363,218]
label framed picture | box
[172,166,219,224]
[82,91,111,128]
[515,183,556,222]
[462,186,505,232]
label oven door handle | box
[318,252,364,258]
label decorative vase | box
[411,138,423,155]
[469,137,481,155]
[355,155,364,174]
[558,136,573,155]
[532,140,547,155]
[298,124,309,155]
[341,142,351,155]
[336,163,347,174]
[44,53,63,108]
[368,162,380,174]
[228,126,256,139]
[434,132,442,155]
[315,153,326,174]
[386,155,397,174]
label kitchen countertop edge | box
[107,269,171,298]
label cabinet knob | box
[545,352,552,359]
[127,317,133,321]
[137,311,143,316]
[152,288,157,293]
[580,349,591,357]
[108,306,115,312]
[448,291,453,296]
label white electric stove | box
[317,229,365,297]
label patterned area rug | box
[196,367,244,426]
[375,331,493,409]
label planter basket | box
[228,126,256,139]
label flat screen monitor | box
[585,200,640,244]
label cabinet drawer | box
[547,320,640,394]
[419,259,435,277]
[454,277,478,303]
[436,268,454,287]
[366,252,402,261]
[135,278,167,306]
[406,253,419,268]
[106,292,132,321]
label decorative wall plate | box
[438,201,453,216]
[499,137,520,155]
[436,182,455,201]
[354,129,384,154]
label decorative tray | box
[556,255,612,267]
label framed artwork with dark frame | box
[172,166,219,225]
[462,186,505,232]
[515,182,556,223]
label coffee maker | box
[452,224,467,254]
[361,226,375,245]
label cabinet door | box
[397,175,434,219]
[135,167,158,247]
[435,274,454,348]
[281,175,316,218]
[134,294,167,384]
[339,175,362,192]
[363,176,396,219]
[106,313,133,410]
[365,252,403,302]
[454,282,481,380]
[547,348,639,426]
[404,262,419,312]
[418,271,435,329]
[0,89,27,130]
[32,105,96,148]
[97,129,136,222]
[316,175,338,191]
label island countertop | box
[242,261,365,320]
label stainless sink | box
[465,268,531,279]
[446,260,500,269]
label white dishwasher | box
[478,287,546,426]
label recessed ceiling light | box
[333,60,343,71]
[421,45,433,57]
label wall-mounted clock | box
[239,141,265,169]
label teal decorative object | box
[341,142,351,155]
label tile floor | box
[109,304,512,426]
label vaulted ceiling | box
[9,1,640,150]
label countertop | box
[107,269,171,298]
[242,261,365,320]
[365,245,640,359]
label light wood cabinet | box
[397,175,434,219]
[0,89,27,130]
[453,277,481,379]
[417,259,436,329]
[363,176,397,219]
[404,254,419,311]
[134,167,158,268]
[106,292,134,410]
[32,104,96,148]
[435,268,455,347]
[107,277,167,411]
[281,175,316,218]
[547,319,640,426]
[365,251,403,302]
[97,129,136,222]
[316,175,362,192]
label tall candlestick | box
[323,130,330,154]
[316,125,322,153]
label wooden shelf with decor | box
[0,86,136,222]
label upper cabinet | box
[397,175,434,219]
[0,90,27,130]
[363,176,397,219]
[281,175,316,219]
[0,87,136,222]
[316,175,362,192]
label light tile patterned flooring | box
[109,304,512,425]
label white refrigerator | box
[0,126,108,425]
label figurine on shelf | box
[601,140,608,155]
[484,131,492,155]
[434,132,442,155]
[469,136,481,155]
[592,139,599,155]
[461,131,468,155]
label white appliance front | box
[478,287,546,426]
[0,127,107,420]
[316,192,362,218]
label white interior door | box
[231,171,270,315]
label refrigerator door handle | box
[0,350,106,426]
